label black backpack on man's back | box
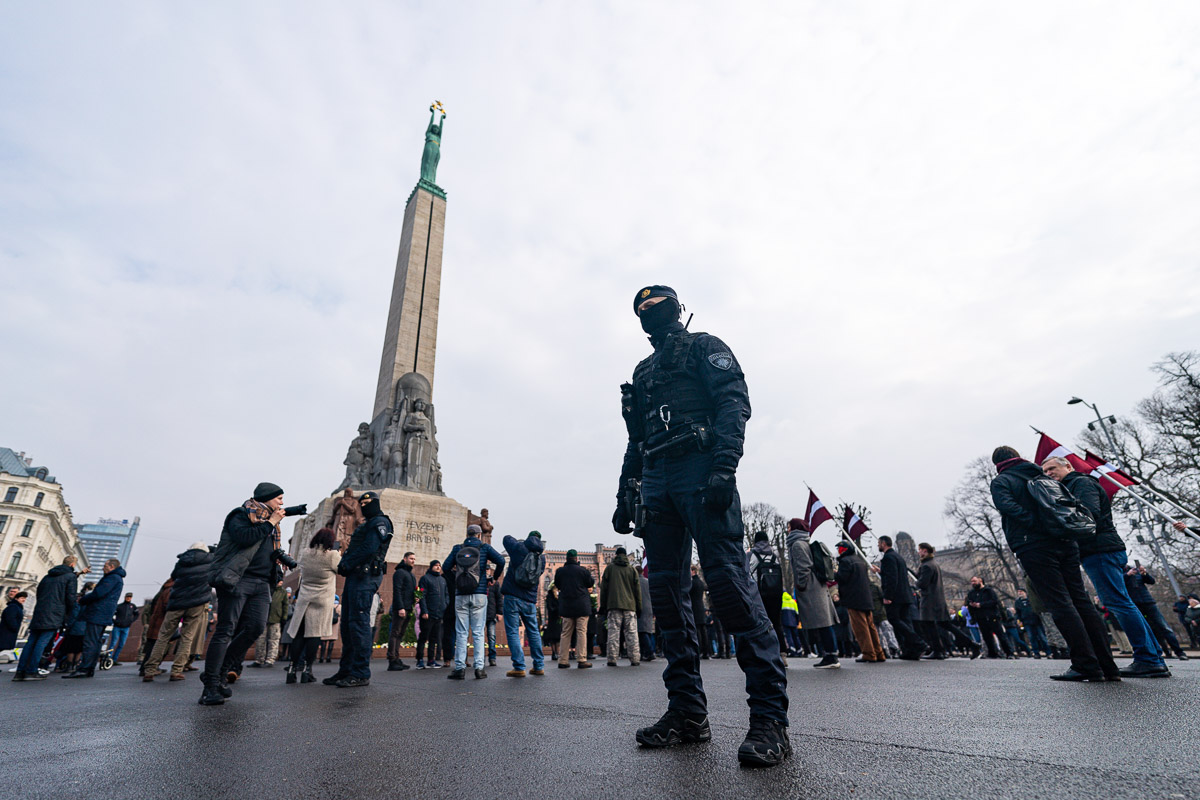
[454,544,482,594]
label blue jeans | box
[17,629,56,674]
[109,626,130,661]
[641,451,788,725]
[78,623,107,673]
[503,595,545,671]
[1081,551,1166,668]
[338,573,381,679]
[967,627,982,643]
[454,594,488,671]
[1025,623,1051,656]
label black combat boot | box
[285,665,297,684]
[300,666,315,683]
[737,716,791,767]
[635,710,711,748]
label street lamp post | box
[1068,396,1183,592]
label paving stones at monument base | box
[4,657,1197,799]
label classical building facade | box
[0,448,89,599]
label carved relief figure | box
[341,422,373,489]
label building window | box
[3,488,15,503]
[33,492,44,508]
[34,468,48,480]
[21,520,34,537]
[5,551,20,576]
[0,515,6,533]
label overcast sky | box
[3,3,1199,598]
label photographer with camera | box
[323,491,392,688]
[199,482,304,706]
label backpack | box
[512,549,546,590]
[1026,478,1097,541]
[454,544,482,594]
[754,552,784,595]
[809,540,836,585]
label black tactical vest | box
[632,330,715,449]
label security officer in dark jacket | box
[325,491,392,688]
[613,285,789,767]
[876,536,925,659]
[990,446,1116,681]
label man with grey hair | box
[1043,456,1170,678]
[67,557,126,679]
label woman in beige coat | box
[286,527,342,683]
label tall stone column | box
[373,184,448,419]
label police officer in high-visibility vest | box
[614,285,790,767]
[324,491,392,688]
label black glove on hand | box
[613,505,633,535]
[702,472,736,513]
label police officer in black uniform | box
[324,491,392,688]
[614,285,790,767]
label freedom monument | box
[292,103,475,567]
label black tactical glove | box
[613,505,634,535]
[702,472,736,513]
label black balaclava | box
[359,491,383,519]
[639,296,681,334]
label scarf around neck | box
[244,499,282,551]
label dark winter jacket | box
[112,600,138,628]
[916,555,949,621]
[500,534,545,604]
[966,585,1002,622]
[1014,597,1041,628]
[167,548,215,610]
[418,571,448,618]
[29,565,78,631]
[553,561,595,619]
[834,550,873,611]
[338,513,392,576]
[390,562,416,613]
[210,505,278,589]
[990,459,1056,554]
[599,554,642,614]
[1061,471,1124,558]
[880,548,913,605]
[689,575,708,622]
[1,600,23,650]
[78,567,126,625]
[487,581,502,618]
[444,536,505,595]
[1123,571,1157,606]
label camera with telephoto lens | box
[273,549,298,569]
[284,504,308,517]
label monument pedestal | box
[292,488,469,567]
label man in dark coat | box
[14,558,79,681]
[500,531,547,676]
[387,551,417,671]
[1014,589,1050,658]
[1,592,27,651]
[1124,566,1188,660]
[834,541,884,662]
[1044,457,1171,677]
[143,542,213,680]
[990,446,1116,681]
[965,577,1010,658]
[67,558,126,678]
[553,549,594,669]
[200,482,290,704]
[876,535,925,659]
[916,544,978,659]
[327,491,393,688]
[416,560,447,668]
[688,566,710,659]
[110,593,137,664]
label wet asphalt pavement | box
[4,653,1198,800]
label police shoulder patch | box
[708,352,734,370]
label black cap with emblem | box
[633,285,678,314]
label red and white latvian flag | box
[804,489,833,532]
[843,507,870,541]
[1083,450,1139,498]
[1034,432,1094,475]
